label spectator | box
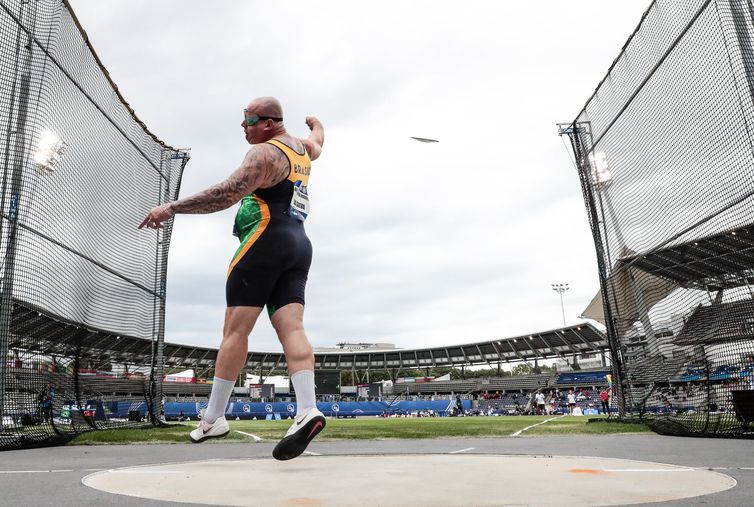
[599,388,610,415]
[535,391,546,415]
[567,390,576,414]
[38,387,52,423]
[36,390,45,421]
[662,395,671,412]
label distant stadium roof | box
[11,300,607,374]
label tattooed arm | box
[138,146,272,229]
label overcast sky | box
[69,0,652,352]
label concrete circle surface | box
[82,454,736,507]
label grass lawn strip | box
[68,415,650,445]
[525,417,651,435]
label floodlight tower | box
[0,1,40,429]
[557,120,627,416]
[551,283,569,326]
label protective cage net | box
[0,0,187,449]
[565,0,754,437]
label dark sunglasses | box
[243,110,283,126]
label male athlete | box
[139,97,325,460]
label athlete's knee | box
[221,327,248,345]
[295,339,313,355]
[275,321,310,353]
[218,330,248,365]
[282,335,313,362]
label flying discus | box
[410,136,439,143]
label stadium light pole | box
[0,2,37,430]
[551,283,569,326]
[560,122,626,417]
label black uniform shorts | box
[226,220,312,314]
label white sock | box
[203,377,235,424]
[291,370,316,414]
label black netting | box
[0,0,187,449]
[565,0,754,437]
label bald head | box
[246,96,283,119]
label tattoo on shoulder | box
[264,144,291,186]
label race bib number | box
[287,183,309,221]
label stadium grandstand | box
[6,312,615,425]
[82,323,613,420]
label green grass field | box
[68,415,651,445]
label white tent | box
[580,248,678,336]
[164,369,195,382]
[246,374,289,390]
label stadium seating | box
[484,374,552,390]
[478,392,532,413]
[386,374,553,396]
[386,379,478,395]
[628,355,688,384]
[161,382,212,397]
[556,370,610,386]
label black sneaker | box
[272,408,326,461]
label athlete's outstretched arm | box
[138,147,271,229]
[301,116,324,161]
